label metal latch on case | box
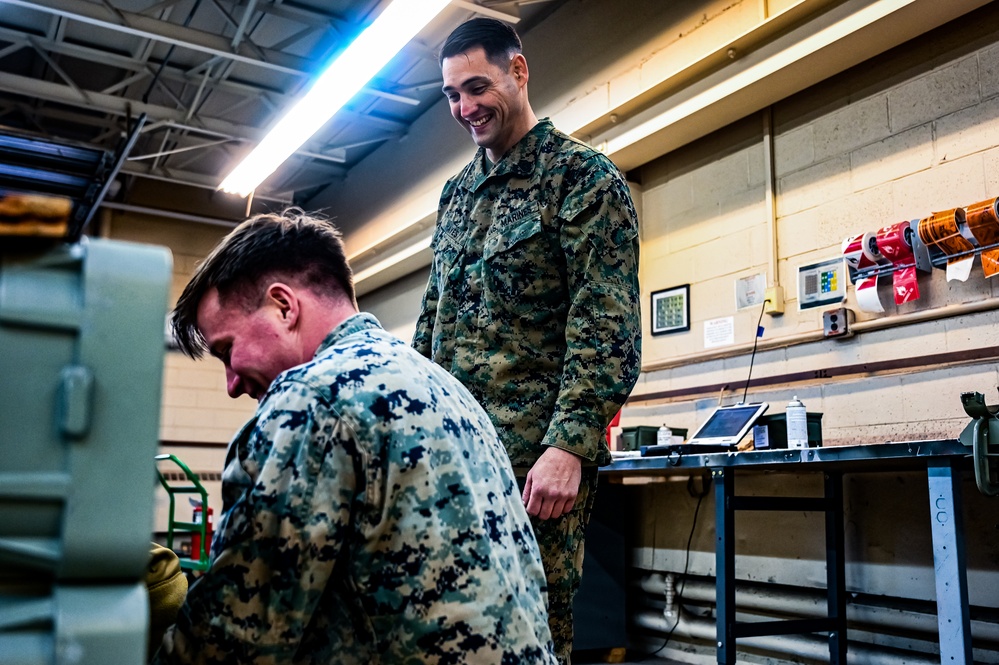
[59,365,94,438]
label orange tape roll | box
[964,197,999,278]
[917,208,972,258]
[917,208,974,281]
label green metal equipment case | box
[0,237,172,664]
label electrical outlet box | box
[823,307,855,338]
[764,286,785,315]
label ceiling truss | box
[0,0,562,213]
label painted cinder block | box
[164,365,219,390]
[890,154,986,220]
[690,228,764,282]
[775,124,815,177]
[194,388,232,409]
[664,202,726,252]
[984,144,999,194]
[901,364,999,423]
[820,375,904,427]
[981,42,999,100]
[943,310,999,351]
[935,95,999,164]
[161,388,197,409]
[691,149,752,202]
[888,55,980,133]
[669,354,729,391]
[813,95,891,163]
[645,173,695,220]
[777,155,852,217]
[851,124,934,193]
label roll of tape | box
[876,221,920,305]
[893,266,920,304]
[876,221,913,262]
[842,232,866,271]
[856,275,884,313]
[964,197,999,278]
[917,208,974,282]
[862,230,888,265]
[843,231,880,289]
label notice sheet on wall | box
[704,316,735,348]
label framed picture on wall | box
[651,284,690,335]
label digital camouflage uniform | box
[156,313,556,665]
[413,119,642,663]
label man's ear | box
[265,282,300,328]
[511,54,529,86]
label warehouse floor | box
[575,649,682,664]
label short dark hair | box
[439,17,522,67]
[171,207,354,358]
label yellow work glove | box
[146,542,188,661]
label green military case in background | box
[619,425,689,451]
[0,238,172,665]
[752,412,824,449]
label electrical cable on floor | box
[637,472,712,662]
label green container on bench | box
[620,425,688,451]
[752,412,823,449]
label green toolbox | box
[1,238,172,664]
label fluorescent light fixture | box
[219,0,452,197]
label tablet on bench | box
[641,402,769,456]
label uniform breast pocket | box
[482,213,562,310]
[430,228,462,290]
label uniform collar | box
[467,118,554,188]
[314,312,382,358]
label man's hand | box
[522,447,582,520]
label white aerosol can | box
[657,424,672,446]
[786,396,809,449]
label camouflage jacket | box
[414,119,642,468]
[156,313,556,665]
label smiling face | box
[196,286,301,401]
[442,46,534,163]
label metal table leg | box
[825,471,847,664]
[926,458,972,664]
[714,468,735,665]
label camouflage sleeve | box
[413,179,456,358]
[412,270,438,358]
[156,382,355,665]
[544,157,642,463]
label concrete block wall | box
[627,9,999,448]
[105,212,256,446]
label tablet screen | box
[689,403,768,444]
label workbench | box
[603,439,974,665]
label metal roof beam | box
[0,69,269,144]
[0,26,418,131]
[251,1,355,35]
[118,161,298,201]
[0,70,357,165]
[4,0,313,77]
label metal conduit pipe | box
[638,573,999,651]
[638,573,999,643]
[634,606,943,665]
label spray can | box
[657,424,672,446]
[786,396,808,449]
